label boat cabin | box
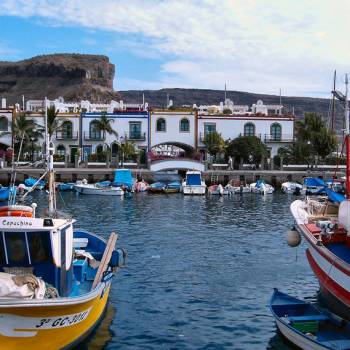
[0,214,75,297]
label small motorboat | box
[250,179,274,194]
[270,288,350,350]
[208,184,224,195]
[281,181,305,194]
[135,180,149,192]
[148,182,166,194]
[74,179,124,196]
[24,177,45,190]
[56,182,75,191]
[182,171,206,195]
[163,181,181,194]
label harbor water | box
[30,191,318,349]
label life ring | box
[0,205,33,218]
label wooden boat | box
[0,102,126,350]
[182,171,206,195]
[270,288,350,350]
[148,182,166,194]
[74,180,124,196]
[163,181,181,194]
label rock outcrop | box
[0,54,120,104]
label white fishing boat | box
[250,180,274,194]
[281,181,305,194]
[182,171,206,195]
[0,98,126,350]
[74,180,124,196]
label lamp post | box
[30,136,35,163]
[119,136,124,168]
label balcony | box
[84,132,105,141]
[55,131,78,141]
[264,134,294,142]
[129,132,146,141]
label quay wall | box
[0,168,339,188]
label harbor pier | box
[0,167,339,188]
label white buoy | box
[286,227,301,247]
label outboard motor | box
[293,187,301,196]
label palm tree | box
[11,112,39,161]
[46,106,65,139]
[93,113,118,140]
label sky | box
[0,0,349,97]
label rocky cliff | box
[0,54,120,104]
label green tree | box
[223,108,231,114]
[226,136,268,165]
[203,131,226,160]
[93,113,118,140]
[46,106,66,139]
[120,137,136,163]
[12,113,39,159]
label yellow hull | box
[0,284,111,350]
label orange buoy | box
[0,205,34,218]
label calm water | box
[30,191,319,349]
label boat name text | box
[1,219,33,227]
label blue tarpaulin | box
[325,187,345,203]
[186,174,201,186]
[303,177,325,187]
[113,169,134,187]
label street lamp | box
[30,136,35,163]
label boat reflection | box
[74,303,116,350]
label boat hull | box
[0,283,111,350]
[182,185,206,195]
[74,185,124,196]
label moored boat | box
[208,184,224,195]
[74,180,124,196]
[270,288,350,350]
[250,179,274,194]
[282,181,305,194]
[163,181,181,194]
[0,186,16,202]
[56,182,75,191]
[24,177,46,190]
[0,101,126,350]
[148,182,166,194]
[303,177,326,195]
[113,169,135,191]
[135,179,149,192]
[182,171,206,195]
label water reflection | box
[74,304,115,350]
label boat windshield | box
[187,174,201,186]
[0,231,52,266]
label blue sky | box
[0,0,349,97]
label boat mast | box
[345,74,350,198]
[331,70,336,131]
[45,97,56,213]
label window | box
[0,234,6,265]
[5,232,29,265]
[244,123,255,136]
[90,121,101,139]
[270,123,282,141]
[27,231,52,263]
[180,118,190,132]
[129,122,142,139]
[56,145,65,156]
[0,117,8,131]
[61,121,73,139]
[204,123,216,135]
[156,118,166,132]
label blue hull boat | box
[270,289,350,349]
[57,183,75,191]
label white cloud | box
[1,0,349,96]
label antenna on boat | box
[344,74,350,198]
[45,97,56,214]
